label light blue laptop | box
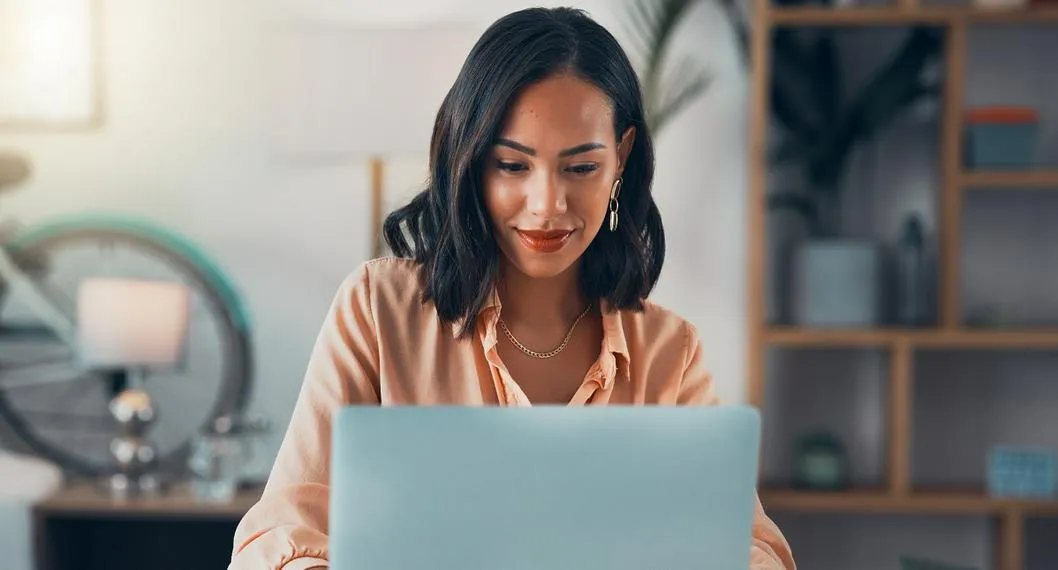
[330,405,761,570]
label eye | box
[496,160,528,173]
[566,163,599,175]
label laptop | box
[330,405,761,570]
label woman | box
[230,7,794,570]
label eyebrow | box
[495,138,607,158]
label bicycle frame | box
[0,242,77,348]
[0,213,252,382]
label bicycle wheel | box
[0,215,253,477]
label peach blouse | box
[229,258,795,570]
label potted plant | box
[620,0,712,135]
[718,0,942,326]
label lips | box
[516,229,574,253]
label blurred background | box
[0,0,1056,569]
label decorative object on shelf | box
[795,431,850,491]
[964,107,1039,170]
[718,0,942,327]
[895,213,929,327]
[793,241,881,327]
[77,277,190,498]
[987,445,1056,499]
[899,556,979,570]
[618,0,711,136]
[188,413,271,504]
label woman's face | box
[484,73,634,281]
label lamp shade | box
[76,278,190,368]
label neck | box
[497,260,589,327]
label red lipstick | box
[516,229,573,253]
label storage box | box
[964,107,1039,169]
[987,446,1056,499]
[792,240,881,327]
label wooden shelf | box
[771,5,1058,27]
[962,170,1058,189]
[764,327,1058,349]
[765,327,908,347]
[761,488,1058,515]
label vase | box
[792,240,881,327]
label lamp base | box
[104,472,164,499]
[106,380,164,498]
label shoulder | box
[619,298,701,362]
[333,257,436,330]
[337,257,425,307]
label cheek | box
[570,183,612,228]
[483,176,517,225]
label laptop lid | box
[330,405,761,570]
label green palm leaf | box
[620,0,710,134]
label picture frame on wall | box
[0,0,104,129]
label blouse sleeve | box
[229,265,381,569]
[677,322,797,570]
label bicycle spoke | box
[0,323,65,342]
[3,355,72,371]
[35,280,76,321]
[0,366,96,390]
[17,410,114,432]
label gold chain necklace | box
[499,303,593,359]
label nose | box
[526,172,567,219]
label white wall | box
[0,0,751,467]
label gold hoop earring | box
[608,178,622,232]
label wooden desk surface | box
[35,482,263,520]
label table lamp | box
[271,25,480,256]
[77,277,190,497]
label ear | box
[615,126,636,177]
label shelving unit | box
[962,170,1058,189]
[761,488,1058,516]
[746,1,1058,568]
[770,4,1058,25]
[764,328,1058,349]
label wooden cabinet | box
[32,483,261,570]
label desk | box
[32,482,262,570]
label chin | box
[500,240,586,280]
[508,257,578,280]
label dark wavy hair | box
[383,6,664,338]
